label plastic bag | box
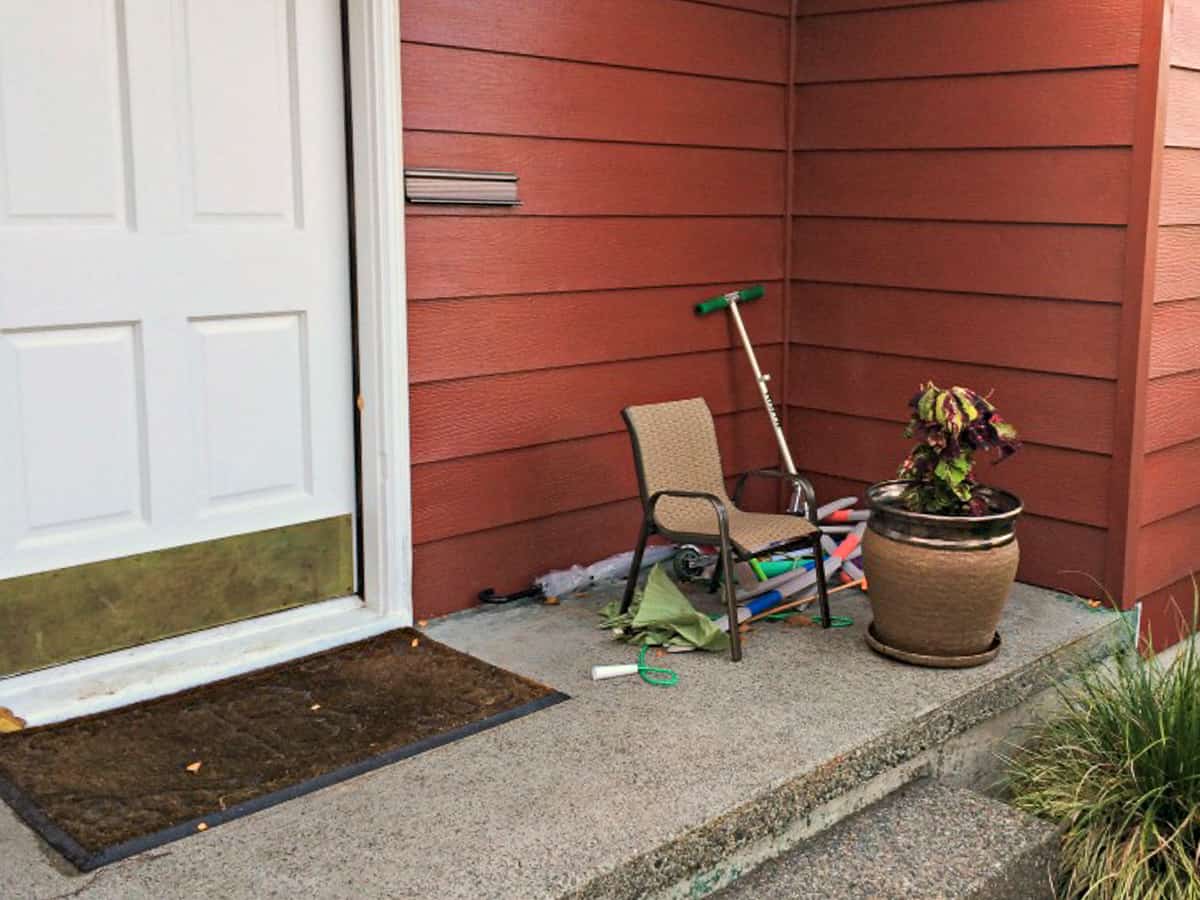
[536,545,675,598]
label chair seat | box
[655,501,817,557]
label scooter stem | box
[724,296,798,479]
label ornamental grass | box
[1008,592,1199,899]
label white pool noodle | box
[841,556,865,581]
[769,555,843,600]
[827,509,870,522]
[712,606,753,633]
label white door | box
[0,1,356,581]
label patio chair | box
[620,397,832,662]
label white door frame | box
[0,0,411,726]
[347,0,412,623]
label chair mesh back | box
[623,398,731,533]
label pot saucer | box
[865,623,1001,668]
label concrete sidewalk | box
[2,581,1124,899]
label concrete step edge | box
[714,780,1060,900]
[565,617,1121,900]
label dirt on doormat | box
[0,628,565,870]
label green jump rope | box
[637,644,679,687]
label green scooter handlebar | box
[694,284,765,316]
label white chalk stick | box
[591,663,640,681]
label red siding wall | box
[400,0,1194,635]
[400,0,792,617]
[1135,0,1200,647]
[788,0,1141,599]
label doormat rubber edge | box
[0,690,569,872]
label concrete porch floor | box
[3,577,1126,899]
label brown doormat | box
[0,628,565,871]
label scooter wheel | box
[673,545,707,582]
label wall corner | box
[1105,0,1172,607]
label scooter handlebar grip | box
[694,284,764,316]
[694,295,731,316]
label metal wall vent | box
[403,168,520,206]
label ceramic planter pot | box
[861,480,1023,668]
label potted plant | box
[862,383,1023,667]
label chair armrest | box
[733,468,819,526]
[647,489,730,537]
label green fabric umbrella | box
[598,564,730,652]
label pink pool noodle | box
[815,497,857,521]
[822,526,866,585]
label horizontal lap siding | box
[1149,299,1200,376]
[795,0,1140,82]
[1141,439,1200,525]
[407,217,783,300]
[1158,148,1200,224]
[787,409,1111,528]
[792,219,1125,302]
[794,149,1131,225]
[790,0,1140,596]
[408,282,785,384]
[797,1,955,15]
[1145,370,1200,452]
[1136,507,1200,599]
[402,1,789,616]
[1165,66,1200,148]
[412,410,777,545]
[1135,10,1200,625]
[791,284,1121,380]
[706,0,790,15]
[1137,575,1200,652]
[410,347,785,466]
[415,472,783,620]
[795,70,1136,150]
[786,347,1116,455]
[404,134,785,217]
[1153,225,1200,301]
[401,0,788,83]
[403,45,785,149]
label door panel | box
[0,2,131,225]
[0,2,355,612]
[1,324,148,543]
[189,312,312,511]
[180,0,303,224]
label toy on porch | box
[695,285,813,518]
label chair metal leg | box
[620,519,652,615]
[720,537,742,662]
[812,534,832,628]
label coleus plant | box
[898,382,1021,516]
